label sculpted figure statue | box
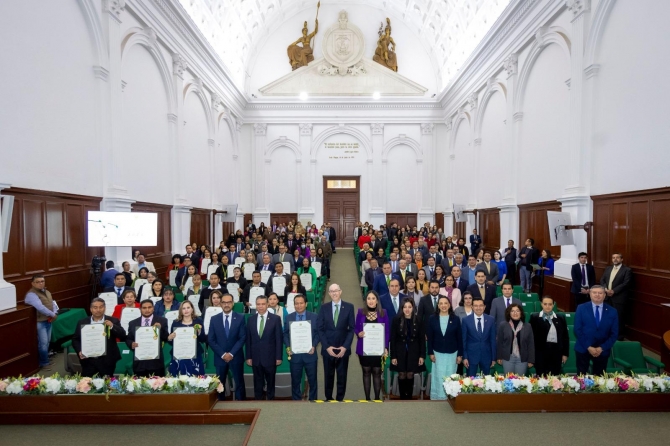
[287,3,320,70]
[373,18,397,72]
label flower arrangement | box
[442,373,670,399]
[0,374,221,396]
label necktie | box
[259,315,265,337]
[477,317,482,334]
[433,296,437,308]
[334,304,340,325]
[116,288,122,297]
[225,315,230,336]
[595,306,600,327]
[486,262,490,274]
[280,254,284,262]
[581,264,586,286]
[386,276,390,286]
[144,318,150,327]
[393,297,398,312]
[506,298,510,308]
[299,314,303,321]
[479,285,485,298]
[449,259,453,267]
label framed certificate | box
[98,292,117,316]
[243,263,255,280]
[183,277,194,292]
[272,277,286,296]
[260,270,272,284]
[169,269,178,287]
[120,307,141,334]
[363,323,385,356]
[227,265,236,278]
[134,326,160,360]
[133,278,148,292]
[234,257,245,267]
[289,320,312,354]
[300,273,313,291]
[249,287,265,309]
[207,264,219,278]
[286,293,298,314]
[226,283,240,302]
[140,285,152,301]
[150,296,162,305]
[172,327,197,360]
[282,261,291,273]
[204,306,223,335]
[200,259,211,275]
[81,324,107,358]
[312,262,322,278]
[187,295,202,316]
[165,310,179,332]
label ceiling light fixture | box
[299,92,308,100]
[372,91,381,100]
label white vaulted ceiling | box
[178,0,510,94]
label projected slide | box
[88,211,158,247]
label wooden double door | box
[323,177,360,248]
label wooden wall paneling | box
[221,223,235,243]
[518,201,562,259]
[190,208,212,248]
[269,214,298,225]
[434,213,444,232]
[479,208,501,253]
[544,276,573,312]
[243,213,253,229]
[131,202,172,277]
[453,215,466,240]
[386,213,417,230]
[0,305,39,377]
[592,188,670,353]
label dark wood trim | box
[131,202,173,277]
[592,187,670,200]
[518,200,562,209]
[3,187,103,203]
[323,177,360,248]
[478,207,501,253]
[322,176,361,192]
[0,305,39,378]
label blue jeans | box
[519,267,532,292]
[502,355,528,375]
[37,321,52,366]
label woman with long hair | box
[355,290,390,401]
[390,298,425,399]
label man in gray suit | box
[423,256,437,280]
[272,244,295,273]
[256,243,270,265]
[402,255,419,277]
[600,253,633,340]
[476,252,499,285]
[396,259,414,285]
[490,282,522,328]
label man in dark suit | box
[372,262,403,295]
[372,232,387,253]
[241,271,267,311]
[476,252,499,285]
[283,294,319,400]
[103,273,134,304]
[426,245,442,265]
[183,244,200,266]
[317,283,355,401]
[462,297,496,376]
[72,297,126,377]
[327,223,337,253]
[174,257,193,293]
[502,240,518,285]
[387,223,398,242]
[489,282,522,328]
[450,266,469,295]
[467,271,496,314]
[423,256,438,280]
[379,279,407,319]
[574,285,619,375]
[266,262,291,301]
[469,229,482,256]
[208,293,246,400]
[441,249,457,275]
[518,238,539,293]
[364,258,381,291]
[100,261,117,289]
[417,281,442,329]
[358,243,374,265]
[225,244,240,264]
[246,295,283,400]
[571,252,596,307]
[126,299,169,377]
[599,253,632,340]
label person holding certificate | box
[197,273,223,314]
[154,288,180,318]
[102,273,134,305]
[225,267,248,301]
[179,264,199,292]
[72,297,126,377]
[297,257,317,292]
[126,299,169,377]
[267,262,291,302]
[137,272,159,302]
[241,272,267,312]
[112,290,140,320]
[283,273,307,305]
[426,295,462,400]
[166,254,184,282]
[390,298,425,399]
[267,293,288,327]
[355,290,390,401]
[283,294,319,400]
[167,300,207,376]
[246,295,283,400]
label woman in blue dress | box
[493,251,508,286]
[167,300,207,376]
[426,295,462,400]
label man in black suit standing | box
[72,297,126,377]
[364,258,381,291]
[600,253,633,340]
[450,266,469,295]
[183,244,200,266]
[417,280,443,330]
[126,299,169,377]
[103,273,134,304]
[502,240,518,285]
[327,222,337,253]
[246,295,283,400]
[317,283,355,401]
[571,252,596,307]
[518,238,539,293]
[467,270,496,314]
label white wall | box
[385,144,418,212]
[452,117,474,207]
[268,146,298,212]
[477,89,507,209]
[182,92,212,208]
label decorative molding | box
[207,138,215,147]
[253,123,267,136]
[211,93,223,110]
[266,137,301,159]
[565,78,571,89]
[467,93,478,111]
[92,65,109,82]
[103,0,125,21]
[513,112,524,122]
[503,54,518,78]
[246,102,441,111]
[143,26,157,45]
[566,0,591,20]
[534,26,549,47]
[370,123,384,135]
[121,80,127,92]
[420,123,434,135]
[299,123,313,136]
[584,64,601,79]
[445,121,453,131]
[383,135,423,162]
[235,121,243,132]
[474,138,482,146]
[167,113,178,124]
[449,154,455,160]
[172,53,187,78]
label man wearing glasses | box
[317,284,355,401]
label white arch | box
[310,125,372,161]
[266,137,301,159]
[449,111,471,150]
[216,112,239,157]
[514,26,571,113]
[120,27,177,114]
[77,0,106,67]
[585,0,617,66]
[183,80,214,139]
[473,81,507,140]
[382,136,422,162]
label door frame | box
[323,176,360,248]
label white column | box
[443,211,454,236]
[555,0,593,279]
[310,159,318,223]
[253,124,269,223]
[369,123,385,225]
[299,124,314,222]
[418,123,435,225]
[172,205,192,255]
[502,54,519,205]
[0,184,17,311]
[171,53,187,204]
[443,121,454,221]
[499,204,520,250]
